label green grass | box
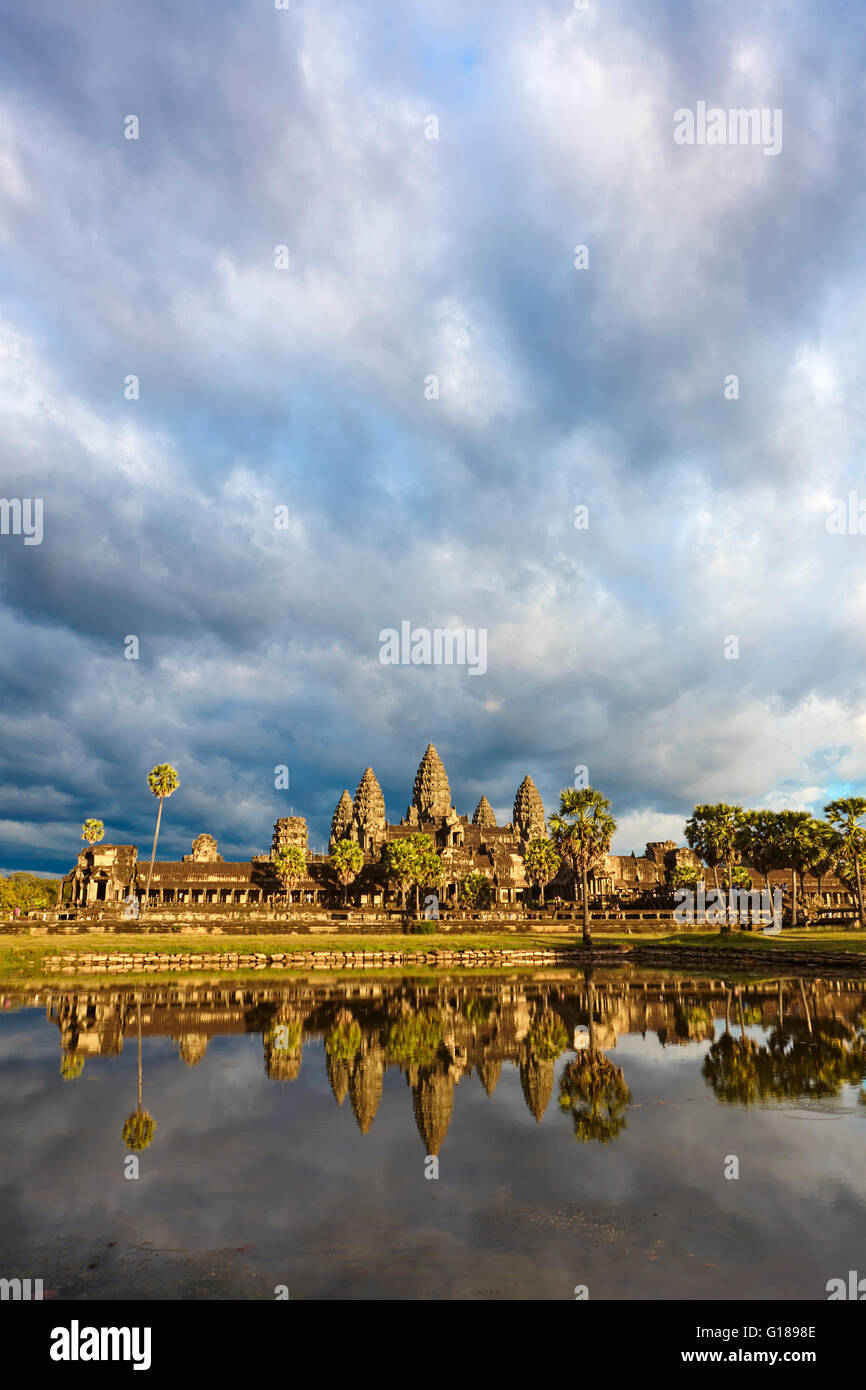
[652,929,866,954]
[4,927,866,984]
[0,930,613,982]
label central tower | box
[410,743,453,820]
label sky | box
[1,0,865,875]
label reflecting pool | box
[1,969,865,1299]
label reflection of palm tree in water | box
[122,998,156,1151]
[703,980,866,1105]
[558,970,631,1143]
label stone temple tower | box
[410,743,453,821]
[330,790,354,847]
[352,768,387,852]
[472,796,497,828]
[513,775,546,844]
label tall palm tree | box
[329,838,365,906]
[273,846,306,906]
[735,809,783,903]
[383,840,417,912]
[825,798,866,927]
[685,803,742,932]
[775,811,820,928]
[549,788,617,945]
[524,838,561,907]
[410,834,443,915]
[142,764,180,914]
[810,823,842,913]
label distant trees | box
[549,787,616,945]
[460,871,492,910]
[0,872,55,914]
[329,839,364,905]
[524,838,561,906]
[143,764,180,913]
[683,801,865,930]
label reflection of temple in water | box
[35,974,866,1152]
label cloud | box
[1,0,866,870]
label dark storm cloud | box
[1,0,865,870]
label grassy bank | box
[0,931,618,982]
[3,927,866,984]
[649,929,866,954]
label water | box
[1,969,864,1300]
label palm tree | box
[273,845,306,906]
[329,838,365,906]
[775,811,821,928]
[736,809,783,903]
[549,788,617,944]
[524,838,561,906]
[122,1000,156,1152]
[825,798,866,927]
[810,823,842,915]
[142,764,180,914]
[684,804,724,893]
[81,819,104,848]
[410,833,442,915]
[383,840,417,911]
[685,803,742,932]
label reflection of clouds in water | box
[2,973,866,1296]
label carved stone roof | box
[412,744,452,819]
[353,768,386,830]
[330,791,354,845]
[513,775,546,840]
[472,796,497,828]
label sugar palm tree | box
[549,788,617,944]
[142,764,180,914]
[524,838,561,907]
[410,833,442,914]
[383,839,417,911]
[273,845,306,906]
[775,810,820,928]
[329,838,365,906]
[81,819,104,848]
[685,803,742,932]
[825,798,866,927]
[735,809,783,903]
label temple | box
[61,744,709,912]
[60,744,857,920]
